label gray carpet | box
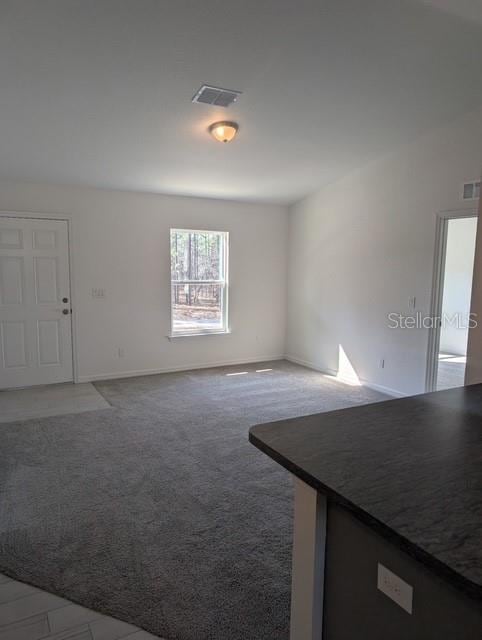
[437,359,466,390]
[0,360,386,640]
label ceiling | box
[1,0,482,204]
[419,1,482,24]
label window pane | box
[171,231,222,282]
[172,283,224,332]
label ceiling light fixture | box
[209,121,239,143]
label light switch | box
[91,288,106,298]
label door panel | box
[0,228,23,249]
[0,217,73,388]
[0,257,25,304]
[33,229,57,249]
[37,320,61,365]
[2,321,27,368]
[34,257,59,303]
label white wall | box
[0,182,288,381]
[286,106,482,397]
[439,217,477,356]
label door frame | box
[425,208,478,392]
[0,210,79,385]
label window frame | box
[169,228,229,338]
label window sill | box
[167,329,231,340]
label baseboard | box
[79,354,406,397]
[285,354,338,378]
[77,355,285,383]
[362,380,406,398]
[285,355,406,398]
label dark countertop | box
[249,384,482,602]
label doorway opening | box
[426,212,478,392]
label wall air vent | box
[192,84,242,108]
[462,181,480,201]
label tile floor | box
[0,573,163,640]
[0,383,111,423]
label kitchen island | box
[249,384,482,639]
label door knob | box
[62,309,70,315]
[62,297,69,303]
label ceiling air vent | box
[462,181,480,201]
[192,84,242,108]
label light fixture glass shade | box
[209,121,239,143]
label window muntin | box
[170,229,228,335]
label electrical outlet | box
[377,563,413,614]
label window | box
[170,229,229,336]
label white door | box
[0,217,73,389]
